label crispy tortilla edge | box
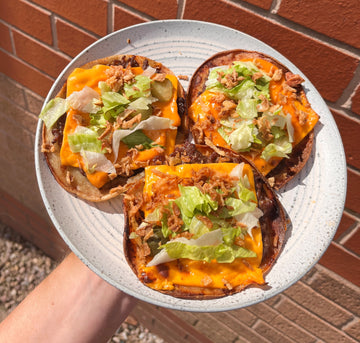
[41,54,187,202]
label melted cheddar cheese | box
[60,65,180,188]
[188,58,319,176]
[137,163,264,291]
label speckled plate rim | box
[35,19,347,312]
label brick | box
[319,242,360,287]
[284,281,354,327]
[0,104,37,155]
[0,95,38,136]
[303,265,360,317]
[0,22,12,52]
[13,30,71,79]
[0,51,54,98]
[227,307,257,326]
[346,168,360,214]
[275,297,357,342]
[25,89,45,116]
[331,109,360,170]
[333,212,357,241]
[56,18,97,58]
[132,302,213,343]
[0,0,52,45]
[113,4,147,32]
[196,313,270,343]
[344,319,360,342]
[0,188,68,260]
[247,301,279,322]
[212,309,256,330]
[160,308,214,343]
[193,313,240,343]
[242,0,273,10]
[253,320,294,343]
[264,293,282,307]
[171,310,199,326]
[277,0,360,49]
[351,84,360,116]
[32,0,108,36]
[270,314,317,343]
[183,0,359,102]
[0,73,26,109]
[344,226,360,256]
[116,0,178,19]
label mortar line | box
[229,0,360,57]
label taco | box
[187,50,319,189]
[123,143,286,299]
[40,54,187,202]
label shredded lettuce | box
[261,138,292,161]
[80,150,115,174]
[175,185,218,225]
[39,97,69,129]
[112,116,175,161]
[225,197,257,216]
[121,130,153,149]
[100,91,130,119]
[124,75,151,99]
[67,86,101,114]
[98,81,111,94]
[149,229,256,266]
[127,96,158,112]
[68,126,103,153]
[236,98,258,119]
[188,216,211,239]
[227,122,256,151]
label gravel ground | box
[0,222,164,343]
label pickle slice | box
[151,78,173,102]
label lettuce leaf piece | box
[80,150,115,174]
[271,126,286,139]
[89,112,107,130]
[162,241,256,264]
[235,207,263,239]
[221,226,244,245]
[237,181,257,202]
[225,197,257,216]
[286,113,295,143]
[128,96,157,111]
[112,116,175,161]
[39,97,69,129]
[175,185,218,223]
[101,91,130,119]
[188,216,210,239]
[147,226,257,266]
[236,98,258,119]
[227,121,255,151]
[68,126,103,153]
[124,75,151,99]
[98,81,111,95]
[121,130,153,149]
[261,138,292,161]
[67,86,101,114]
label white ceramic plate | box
[35,20,346,312]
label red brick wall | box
[0,1,359,342]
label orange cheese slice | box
[188,58,319,176]
[138,163,264,291]
[60,65,180,188]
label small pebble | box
[0,222,164,342]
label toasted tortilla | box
[42,54,187,202]
[123,143,287,299]
[187,49,319,189]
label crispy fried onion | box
[105,65,135,92]
[128,167,244,260]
